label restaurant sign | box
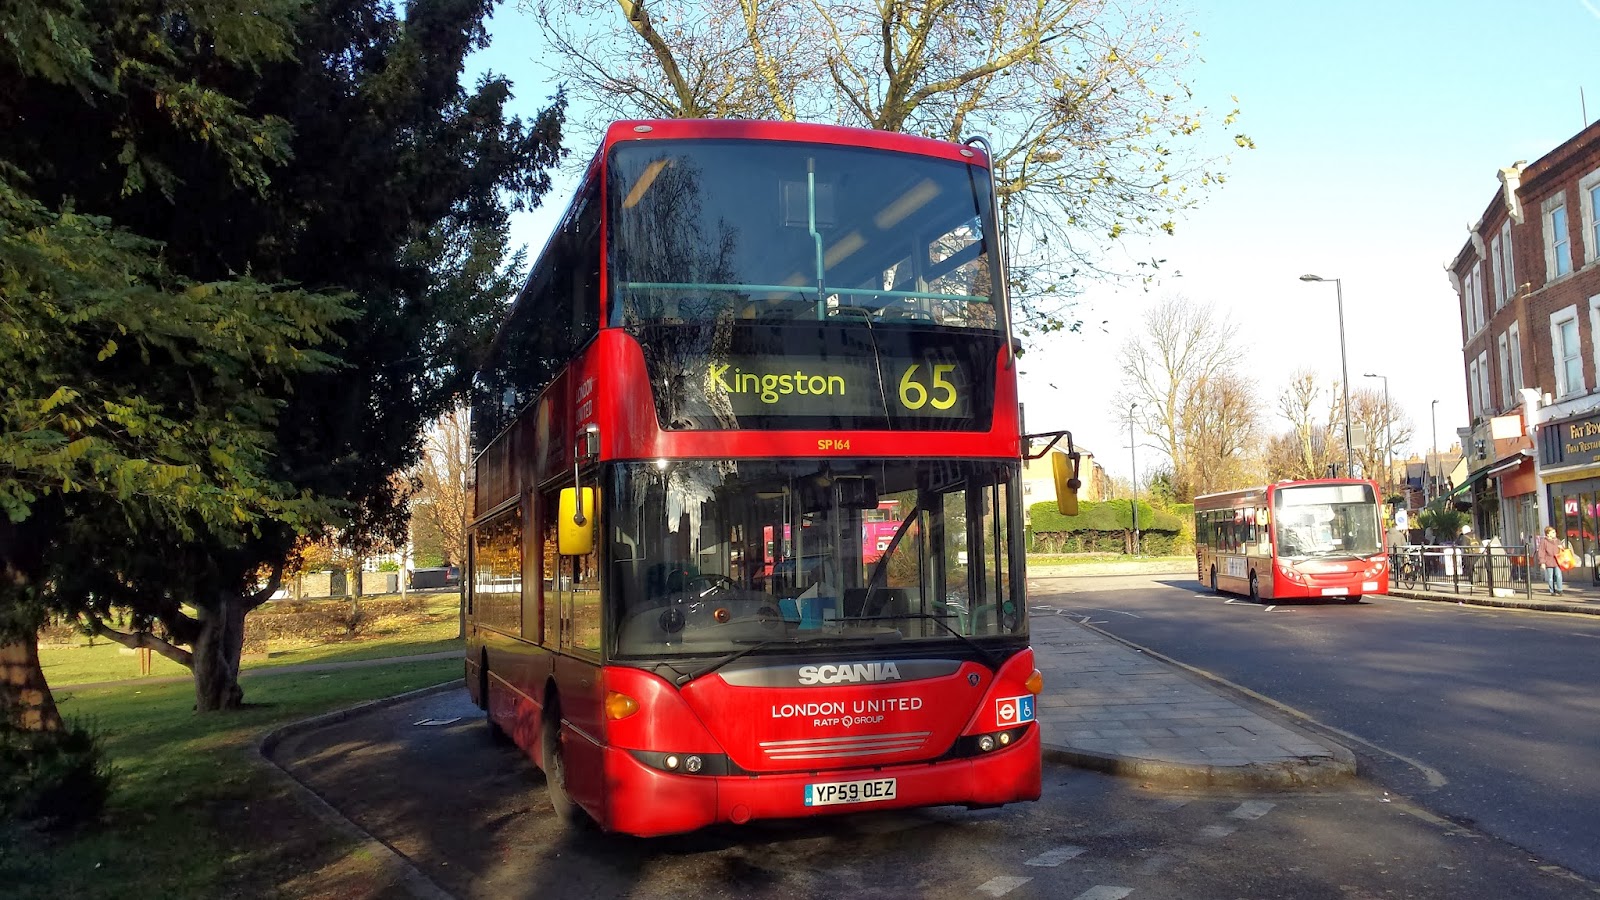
[1540,410,1600,469]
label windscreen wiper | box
[851,614,1001,669]
[672,638,800,687]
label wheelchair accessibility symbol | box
[996,695,1036,726]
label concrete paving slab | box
[1029,613,1355,788]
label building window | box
[1477,349,1491,415]
[1500,219,1516,300]
[1462,266,1482,336]
[1490,235,1504,310]
[1498,332,1512,405]
[1474,262,1485,329]
[1508,320,1523,396]
[1554,306,1584,397]
[1546,193,1573,280]
[1468,357,1482,417]
[1582,168,1600,267]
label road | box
[1030,574,1600,884]
[271,617,1599,897]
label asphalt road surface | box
[1029,573,1600,885]
[275,683,1595,898]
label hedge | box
[1028,499,1194,555]
[1030,499,1183,533]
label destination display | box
[634,323,999,431]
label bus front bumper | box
[599,725,1041,837]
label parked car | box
[409,566,461,590]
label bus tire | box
[1209,567,1219,594]
[1248,572,1261,603]
[541,698,582,825]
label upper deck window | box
[609,140,997,330]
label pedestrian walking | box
[1537,526,1566,595]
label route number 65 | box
[898,364,958,411]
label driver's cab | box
[578,458,1043,659]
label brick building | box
[1450,119,1600,566]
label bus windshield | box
[1272,483,1381,558]
[608,140,998,330]
[606,459,1021,658]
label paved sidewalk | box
[1387,581,1600,614]
[1029,613,1354,788]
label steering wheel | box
[683,573,736,597]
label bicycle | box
[1393,547,1422,590]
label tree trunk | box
[1,631,63,732]
[192,593,248,711]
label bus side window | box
[542,492,559,647]
[573,180,601,341]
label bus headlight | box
[953,726,1029,757]
[630,750,733,775]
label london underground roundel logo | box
[995,695,1036,727]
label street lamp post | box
[1128,403,1140,557]
[1430,399,1440,503]
[1300,274,1355,478]
[1363,372,1391,490]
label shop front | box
[1538,410,1600,586]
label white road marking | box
[1264,605,1278,612]
[1198,824,1236,839]
[1137,853,1175,875]
[412,717,461,727]
[1071,887,1133,900]
[976,875,1032,896]
[1025,845,1087,867]
[1230,800,1276,820]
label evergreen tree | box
[1,0,349,729]
[2,0,565,713]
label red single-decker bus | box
[1195,478,1388,603]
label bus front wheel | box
[1248,572,1261,603]
[1209,567,1219,594]
[541,700,582,825]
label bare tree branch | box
[522,0,1251,334]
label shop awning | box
[1446,452,1531,499]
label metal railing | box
[1387,543,1575,599]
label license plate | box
[804,778,897,807]
[1320,587,1348,596]
[1362,581,1379,592]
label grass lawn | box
[40,592,464,687]
[1,658,461,900]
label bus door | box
[548,481,607,815]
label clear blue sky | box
[469,0,1600,480]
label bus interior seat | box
[873,305,935,324]
[611,559,640,610]
[645,561,699,598]
[844,587,908,619]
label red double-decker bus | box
[463,119,1081,836]
[1195,478,1387,603]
